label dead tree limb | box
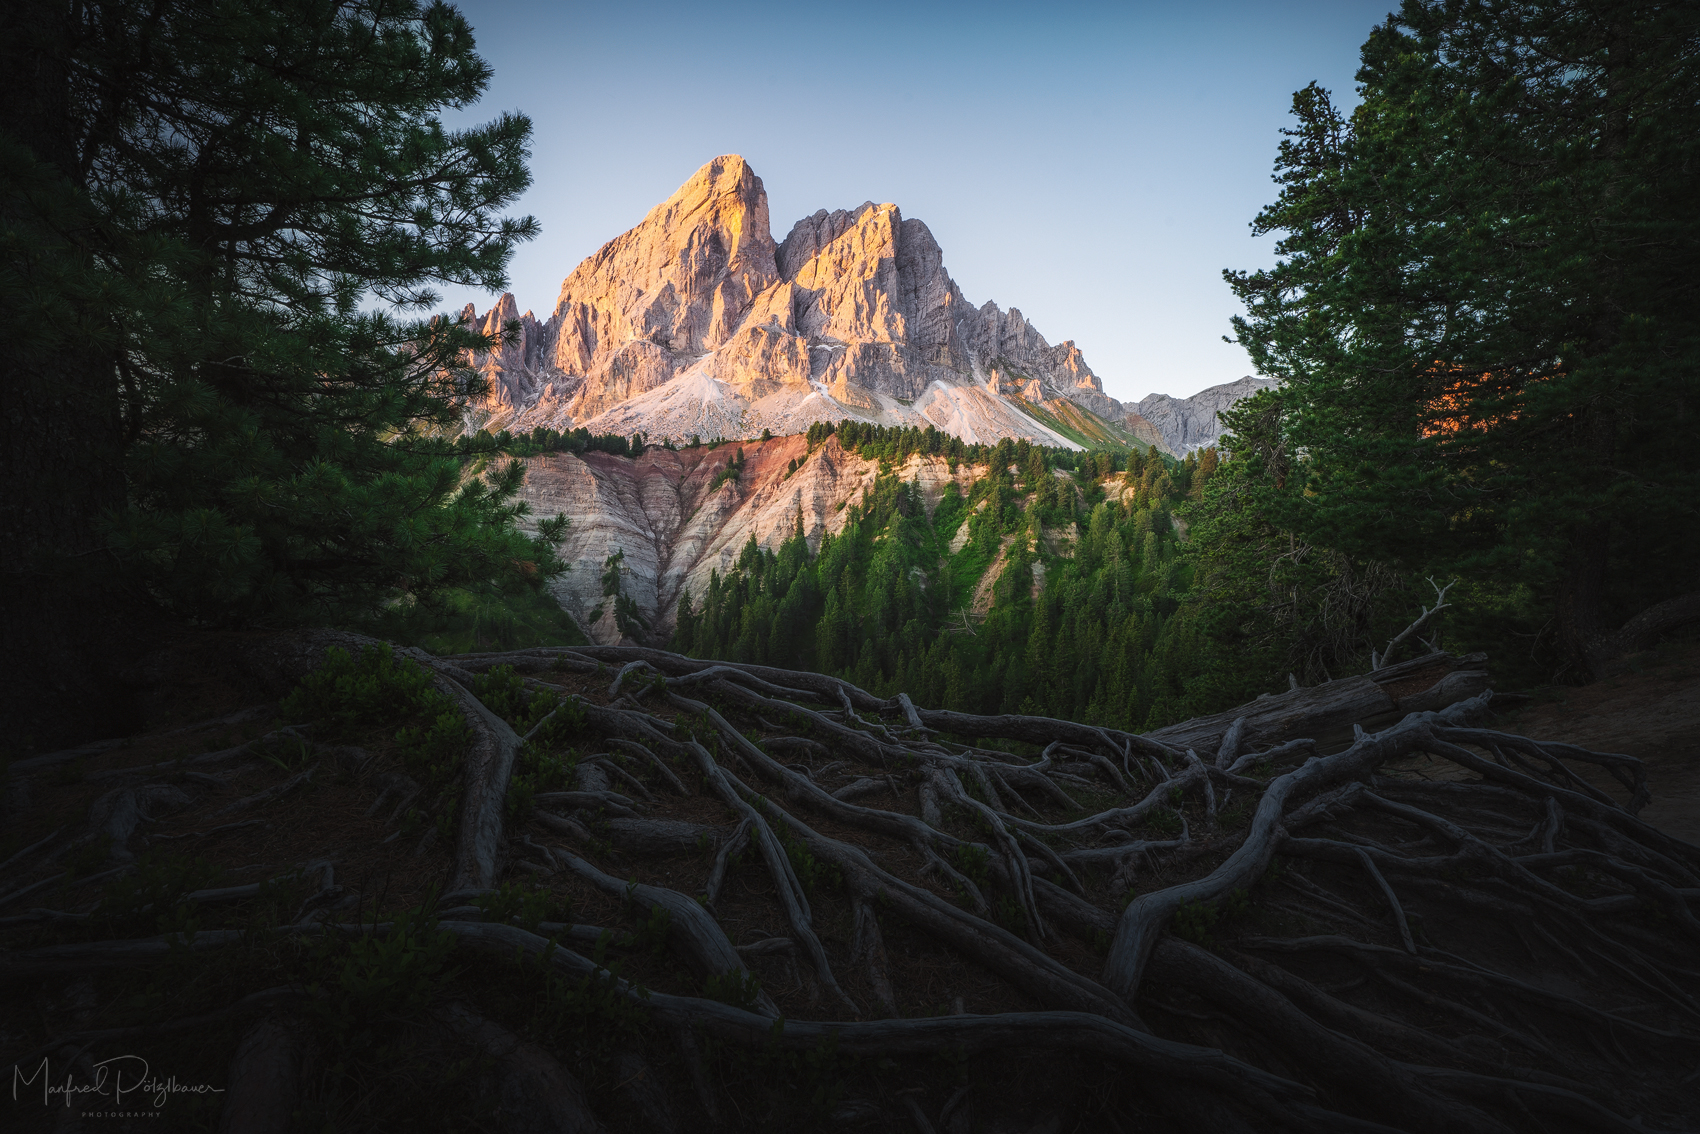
[1371,578,1455,671]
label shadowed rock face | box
[515,436,983,645]
[456,156,1184,449]
[1134,376,1280,456]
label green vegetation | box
[598,549,648,637]
[367,584,589,655]
[481,426,654,459]
[281,643,471,837]
[1008,394,1152,453]
[95,849,226,938]
[10,0,565,622]
[473,880,575,932]
[471,662,588,814]
[709,447,747,492]
[703,970,765,1012]
[1224,0,1700,680]
[4,0,570,737]
[674,433,1253,728]
[281,644,455,742]
[1172,889,1251,945]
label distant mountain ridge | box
[458,155,1267,455]
[1136,376,1277,455]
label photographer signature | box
[13,1055,224,1109]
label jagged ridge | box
[457,156,1187,451]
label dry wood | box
[606,738,689,795]
[439,675,523,893]
[1103,693,1496,998]
[436,921,1318,1113]
[850,896,899,1018]
[672,731,856,1014]
[11,632,1695,1132]
[0,827,62,873]
[214,767,314,817]
[703,817,750,911]
[1371,579,1455,671]
[435,1001,610,1133]
[9,705,272,774]
[217,1017,302,1134]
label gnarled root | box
[14,634,1694,1132]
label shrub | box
[473,881,573,933]
[952,843,990,888]
[781,826,842,894]
[97,849,224,937]
[304,905,457,1051]
[704,970,764,1012]
[284,644,471,838]
[281,644,444,740]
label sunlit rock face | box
[457,154,1275,459]
[460,292,549,411]
[459,156,1281,641]
[1120,412,1168,453]
[457,156,1146,447]
[514,435,983,644]
[543,155,780,414]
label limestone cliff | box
[1134,376,1278,456]
[514,436,981,645]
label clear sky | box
[445,0,1392,402]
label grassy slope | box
[1010,395,1151,454]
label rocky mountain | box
[1135,376,1278,455]
[514,435,982,643]
[457,155,1172,451]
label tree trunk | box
[1554,518,1614,681]
[0,0,141,748]
[1557,516,1700,680]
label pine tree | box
[1226,0,1700,678]
[3,0,553,738]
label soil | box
[1499,641,1700,843]
[1377,640,1700,843]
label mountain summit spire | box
[457,157,1258,452]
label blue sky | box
[446,0,1392,401]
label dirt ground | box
[1385,640,1700,846]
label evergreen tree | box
[1226,0,1700,678]
[3,0,553,736]
[670,445,1241,729]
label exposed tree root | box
[217,1016,302,1134]
[547,845,782,1018]
[6,635,1697,1130]
[434,1001,609,1134]
[439,920,1318,1116]
[440,674,523,892]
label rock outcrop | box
[1134,376,1279,456]
[459,156,1161,450]
[515,436,981,644]
[1120,412,1169,453]
[459,292,552,411]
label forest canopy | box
[2,0,566,732]
[1223,0,1700,680]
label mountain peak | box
[636,154,770,258]
[1135,376,1279,455]
[455,158,1270,452]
